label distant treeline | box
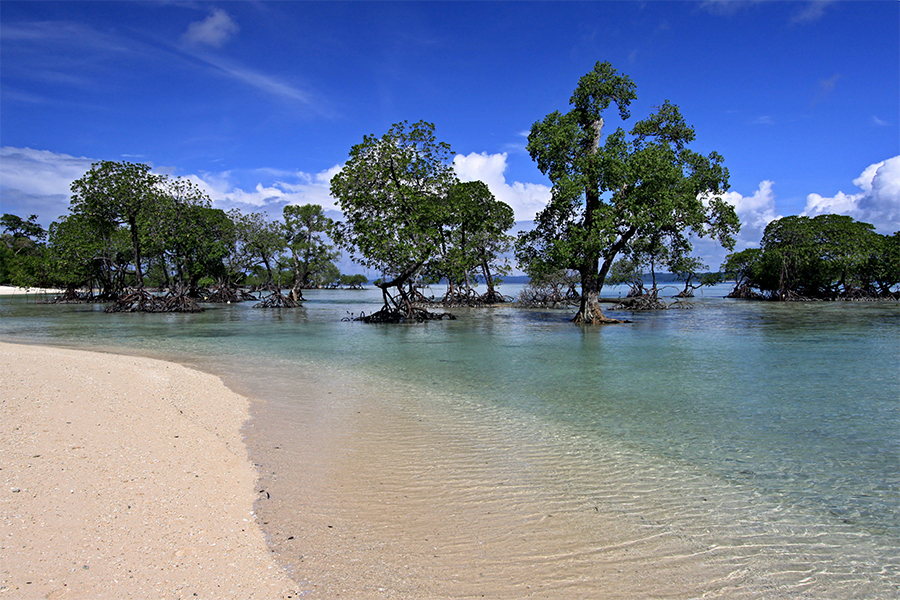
[0,161,367,302]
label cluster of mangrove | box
[4,62,897,322]
[722,214,899,301]
[0,171,368,312]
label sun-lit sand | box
[0,286,66,296]
[0,342,300,599]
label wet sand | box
[0,342,299,599]
[244,367,742,600]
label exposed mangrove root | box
[612,294,669,311]
[203,283,257,303]
[726,283,764,300]
[48,289,100,304]
[515,284,580,309]
[104,289,203,313]
[415,291,513,309]
[573,313,630,325]
[421,288,515,308]
[253,289,302,308]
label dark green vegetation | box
[1,161,357,312]
[329,120,515,322]
[723,214,900,301]
[516,61,740,323]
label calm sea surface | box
[2,285,898,598]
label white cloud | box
[452,152,551,222]
[0,147,95,222]
[0,146,342,224]
[715,180,781,248]
[0,146,93,197]
[189,166,342,214]
[803,156,900,233]
[181,9,239,48]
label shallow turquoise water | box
[2,286,898,597]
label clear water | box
[2,286,898,598]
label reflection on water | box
[2,287,898,598]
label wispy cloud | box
[0,21,140,91]
[187,52,316,106]
[701,0,836,22]
[810,73,841,108]
[791,0,838,23]
[752,115,775,125]
[181,9,239,48]
[3,16,328,113]
[872,116,890,127]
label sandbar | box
[0,286,66,296]
[0,342,300,599]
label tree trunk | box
[290,249,305,302]
[262,256,275,288]
[574,267,622,324]
[129,215,143,290]
[481,261,495,296]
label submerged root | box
[204,284,257,303]
[613,295,668,311]
[253,289,302,308]
[104,289,203,313]
[48,290,100,304]
[573,313,629,325]
[346,306,456,323]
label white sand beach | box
[0,342,300,599]
[0,286,66,296]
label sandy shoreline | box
[0,286,66,296]
[0,342,300,599]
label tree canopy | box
[69,161,163,293]
[516,61,739,323]
[0,214,48,288]
[3,160,368,310]
[723,215,899,300]
[330,120,514,321]
[433,180,515,304]
[282,204,337,302]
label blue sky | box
[1,0,898,271]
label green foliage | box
[330,120,457,292]
[434,181,515,301]
[230,211,285,288]
[340,273,368,289]
[145,177,231,294]
[69,161,163,292]
[1,214,48,287]
[282,204,338,294]
[311,260,342,288]
[47,213,134,298]
[330,120,516,317]
[606,258,644,296]
[516,61,738,323]
[722,215,898,300]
